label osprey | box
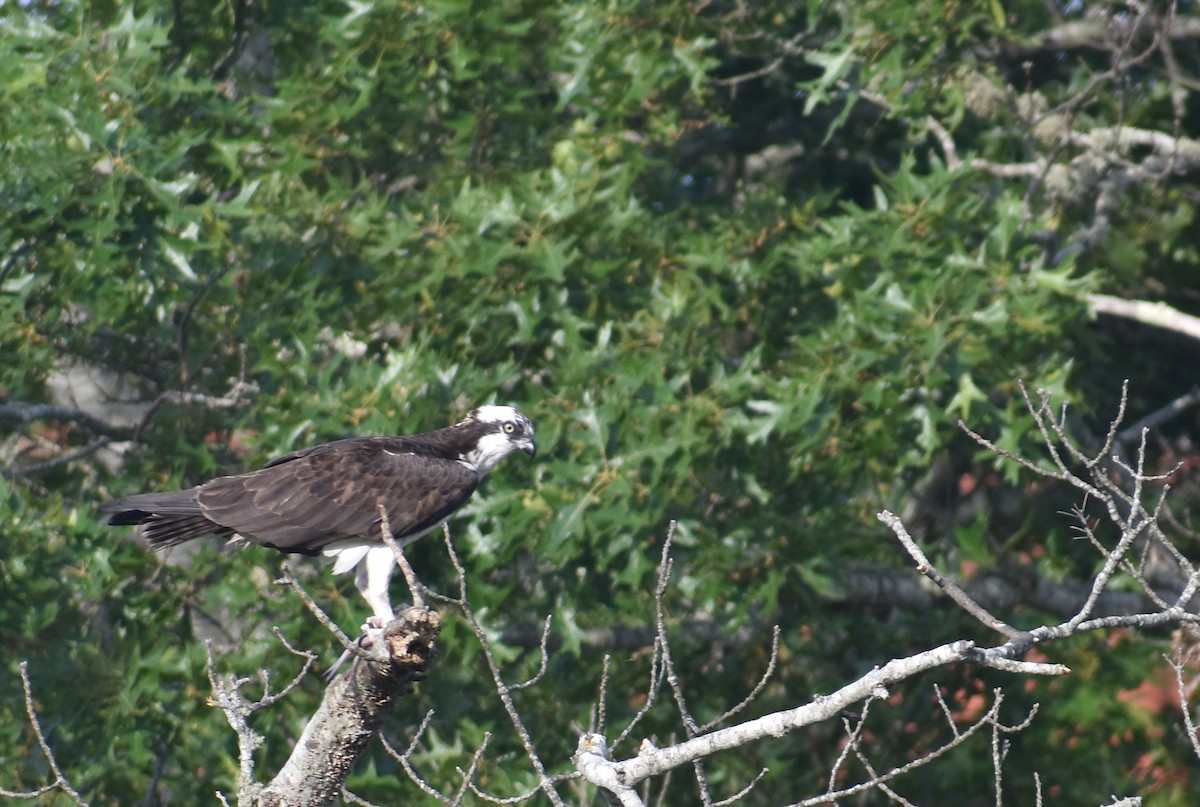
[102,405,536,624]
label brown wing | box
[195,438,479,553]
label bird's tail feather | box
[102,490,234,549]
[142,515,235,548]
[101,490,204,519]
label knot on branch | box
[382,607,442,670]
[342,606,443,698]
[967,631,1038,664]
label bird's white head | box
[458,405,537,476]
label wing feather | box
[196,438,479,553]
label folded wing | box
[105,438,480,554]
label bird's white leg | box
[356,545,398,628]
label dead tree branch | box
[256,606,442,807]
[436,525,569,807]
[576,640,983,796]
[0,381,255,476]
[0,662,89,806]
[1090,294,1200,344]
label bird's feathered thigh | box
[102,438,479,555]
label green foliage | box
[3,0,1198,803]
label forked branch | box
[0,662,89,806]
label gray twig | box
[0,662,89,806]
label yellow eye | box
[503,423,516,434]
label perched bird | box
[103,405,536,624]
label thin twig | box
[933,686,961,738]
[3,436,113,477]
[203,640,262,799]
[595,654,612,735]
[256,627,319,707]
[377,504,426,610]
[384,711,455,805]
[847,735,917,807]
[451,733,494,807]
[631,522,718,804]
[441,524,568,807]
[508,615,554,691]
[340,786,385,807]
[0,663,89,806]
[613,526,677,749]
[698,625,781,733]
[0,402,129,438]
[1169,651,1200,762]
[1114,385,1200,446]
[825,696,879,797]
[789,693,1009,806]
[712,768,769,807]
[879,511,1018,638]
[275,564,386,663]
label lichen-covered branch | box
[256,607,441,807]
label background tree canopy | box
[3,0,1200,803]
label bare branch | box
[258,627,319,708]
[204,640,265,804]
[275,564,387,666]
[595,654,612,735]
[440,524,568,807]
[991,702,1007,807]
[0,401,133,439]
[498,567,1152,653]
[508,614,554,691]
[933,386,1200,684]
[825,694,882,798]
[958,417,1072,485]
[1033,12,1200,53]
[130,383,258,444]
[1090,294,1200,344]
[1068,126,1200,170]
[384,712,497,807]
[0,662,90,806]
[613,528,674,749]
[845,725,918,807]
[3,436,113,477]
[377,504,426,610]
[0,380,256,476]
[698,625,781,733]
[878,510,1019,638]
[1093,380,1131,468]
[579,641,978,790]
[710,30,808,87]
[648,524,715,805]
[340,785,385,807]
[451,734,495,807]
[258,606,442,805]
[466,779,551,804]
[1169,650,1200,762]
[925,116,962,171]
[788,691,1010,806]
[574,734,647,807]
[712,767,768,807]
[1115,386,1200,445]
[383,711,457,805]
